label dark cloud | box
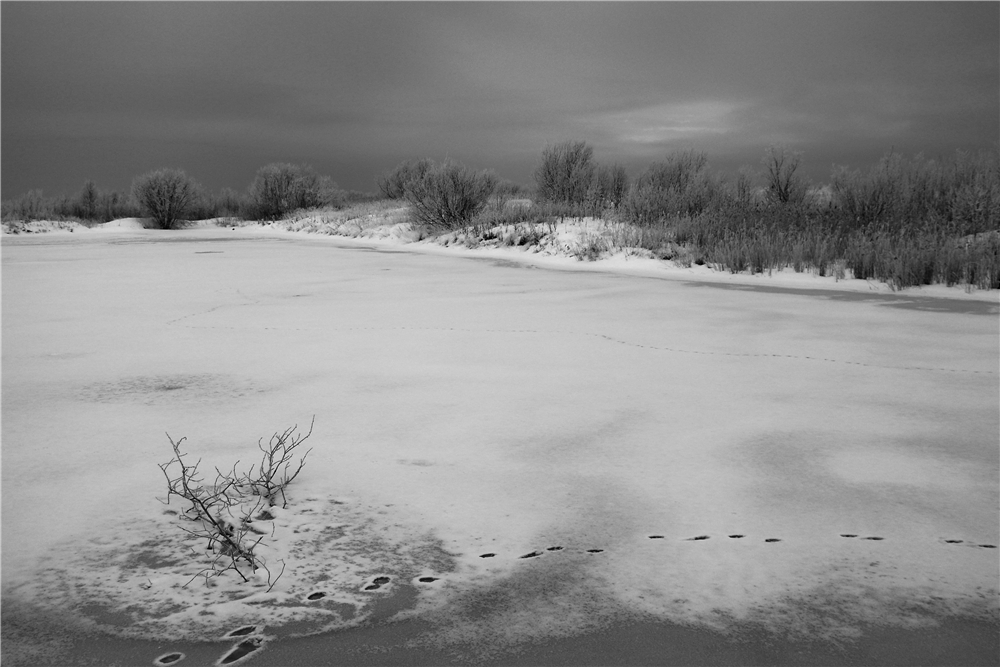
[2,2,997,197]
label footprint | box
[417,577,439,583]
[728,535,745,539]
[220,638,264,665]
[306,592,326,601]
[520,551,542,559]
[979,544,997,549]
[546,546,564,551]
[862,537,884,541]
[372,576,391,585]
[764,538,781,543]
[154,653,185,666]
[840,534,858,538]
[686,535,710,541]
[648,535,665,539]
[479,553,496,559]
[586,549,604,554]
[225,626,258,638]
[944,539,964,544]
[363,584,381,591]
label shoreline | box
[4,221,998,307]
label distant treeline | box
[1,162,380,227]
[3,143,998,290]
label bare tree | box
[763,146,806,205]
[77,180,99,221]
[131,168,198,229]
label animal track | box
[363,576,392,591]
[154,653,184,666]
[220,637,264,665]
[225,626,258,638]
[322,529,999,615]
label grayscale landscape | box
[2,3,998,666]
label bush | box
[159,419,313,587]
[590,163,629,211]
[831,149,1000,234]
[246,163,324,221]
[1,189,54,222]
[534,141,596,207]
[131,168,199,229]
[403,159,498,229]
[377,159,433,199]
[620,150,717,224]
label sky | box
[2,2,998,199]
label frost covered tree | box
[131,168,198,229]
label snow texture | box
[2,222,997,651]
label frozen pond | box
[2,229,998,665]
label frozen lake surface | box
[2,229,998,665]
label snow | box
[2,222,998,651]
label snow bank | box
[96,217,150,230]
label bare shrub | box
[158,419,313,587]
[239,419,314,509]
[590,163,629,211]
[246,163,323,221]
[131,168,199,229]
[2,190,46,222]
[377,159,433,199]
[534,141,595,207]
[620,150,717,225]
[404,160,498,229]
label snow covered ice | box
[2,224,998,658]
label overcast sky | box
[3,2,998,198]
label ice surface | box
[2,226,997,650]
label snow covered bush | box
[403,159,498,229]
[158,419,313,587]
[131,168,199,230]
